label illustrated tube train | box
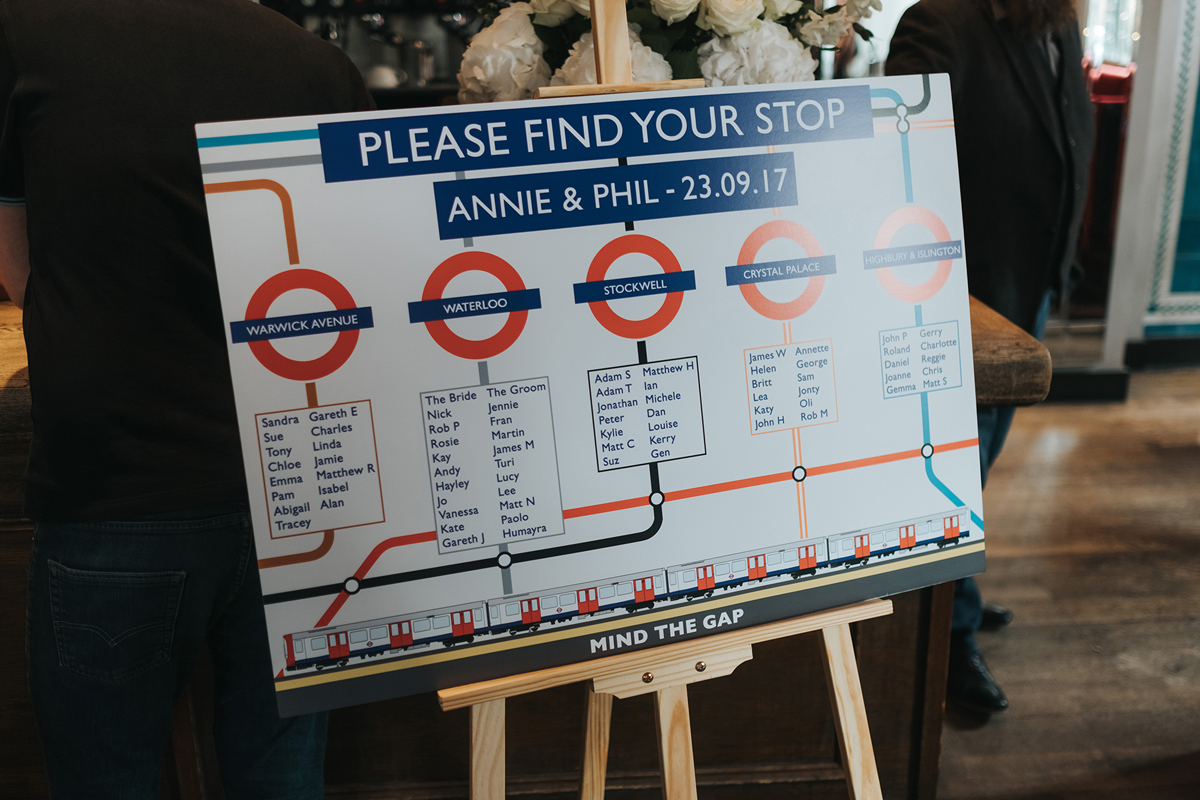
[283,507,971,671]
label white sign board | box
[198,75,984,715]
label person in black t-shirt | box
[0,1,372,795]
[887,0,1093,717]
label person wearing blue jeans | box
[26,503,326,797]
[888,0,1095,717]
[0,1,373,794]
[948,291,1052,714]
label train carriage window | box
[843,540,855,552]
[350,630,368,644]
[869,532,883,545]
[560,594,575,606]
[433,616,450,630]
[541,596,557,609]
[717,562,729,573]
[531,599,539,610]
[653,575,664,589]
[506,603,519,616]
[668,573,678,586]
[684,569,696,582]
[310,637,326,651]
[490,606,500,620]
[599,585,615,599]
[294,638,304,653]
[453,613,461,625]
[767,552,782,565]
[617,582,632,596]
[391,624,400,636]
[784,550,797,562]
[413,619,432,633]
[370,627,387,640]
[475,608,485,622]
[917,522,929,535]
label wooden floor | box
[938,368,1200,800]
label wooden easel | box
[439,3,887,798]
[439,599,890,800]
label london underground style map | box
[198,74,985,715]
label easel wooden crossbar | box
[444,4,888,797]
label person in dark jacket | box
[887,0,1094,715]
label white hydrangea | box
[844,0,883,21]
[762,0,802,20]
[530,0,576,26]
[796,8,853,48]
[550,26,673,86]
[698,20,816,86]
[567,0,591,18]
[652,0,702,25]
[698,0,765,36]
[457,3,552,103]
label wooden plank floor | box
[939,368,1200,800]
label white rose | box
[697,0,765,37]
[698,20,816,86]
[567,0,591,18]
[843,0,883,20]
[457,3,552,103]
[796,8,852,48]
[550,25,673,86]
[652,0,701,25]
[762,0,802,20]
[530,0,576,26]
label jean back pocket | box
[48,560,186,683]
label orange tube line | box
[564,495,647,519]
[204,179,299,265]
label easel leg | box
[470,698,505,799]
[580,684,612,800]
[653,684,698,800]
[821,623,883,800]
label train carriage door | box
[284,634,296,667]
[900,524,916,549]
[635,577,655,603]
[749,554,766,579]
[698,565,715,590]
[521,598,541,625]
[329,632,348,658]
[589,588,598,612]
[576,588,590,613]
[854,534,869,559]
[464,609,476,635]
[944,515,960,540]
[390,622,412,648]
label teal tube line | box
[914,304,985,532]
[198,129,320,148]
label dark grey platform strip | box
[201,154,323,174]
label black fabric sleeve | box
[0,21,24,205]
[884,1,961,86]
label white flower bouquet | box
[457,0,879,102]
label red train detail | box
[389,621,413,648]
[697,565,716,591]
[633,577,655,603]
[853,534,870,559]
[520,597,541,625]
[943,515,960,540]
[798,543,820,570]
[576,587,599,613]
[899,524,917,549]
[748,554,767,579]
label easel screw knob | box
[695,661,707,672]
[642,672,654,684]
